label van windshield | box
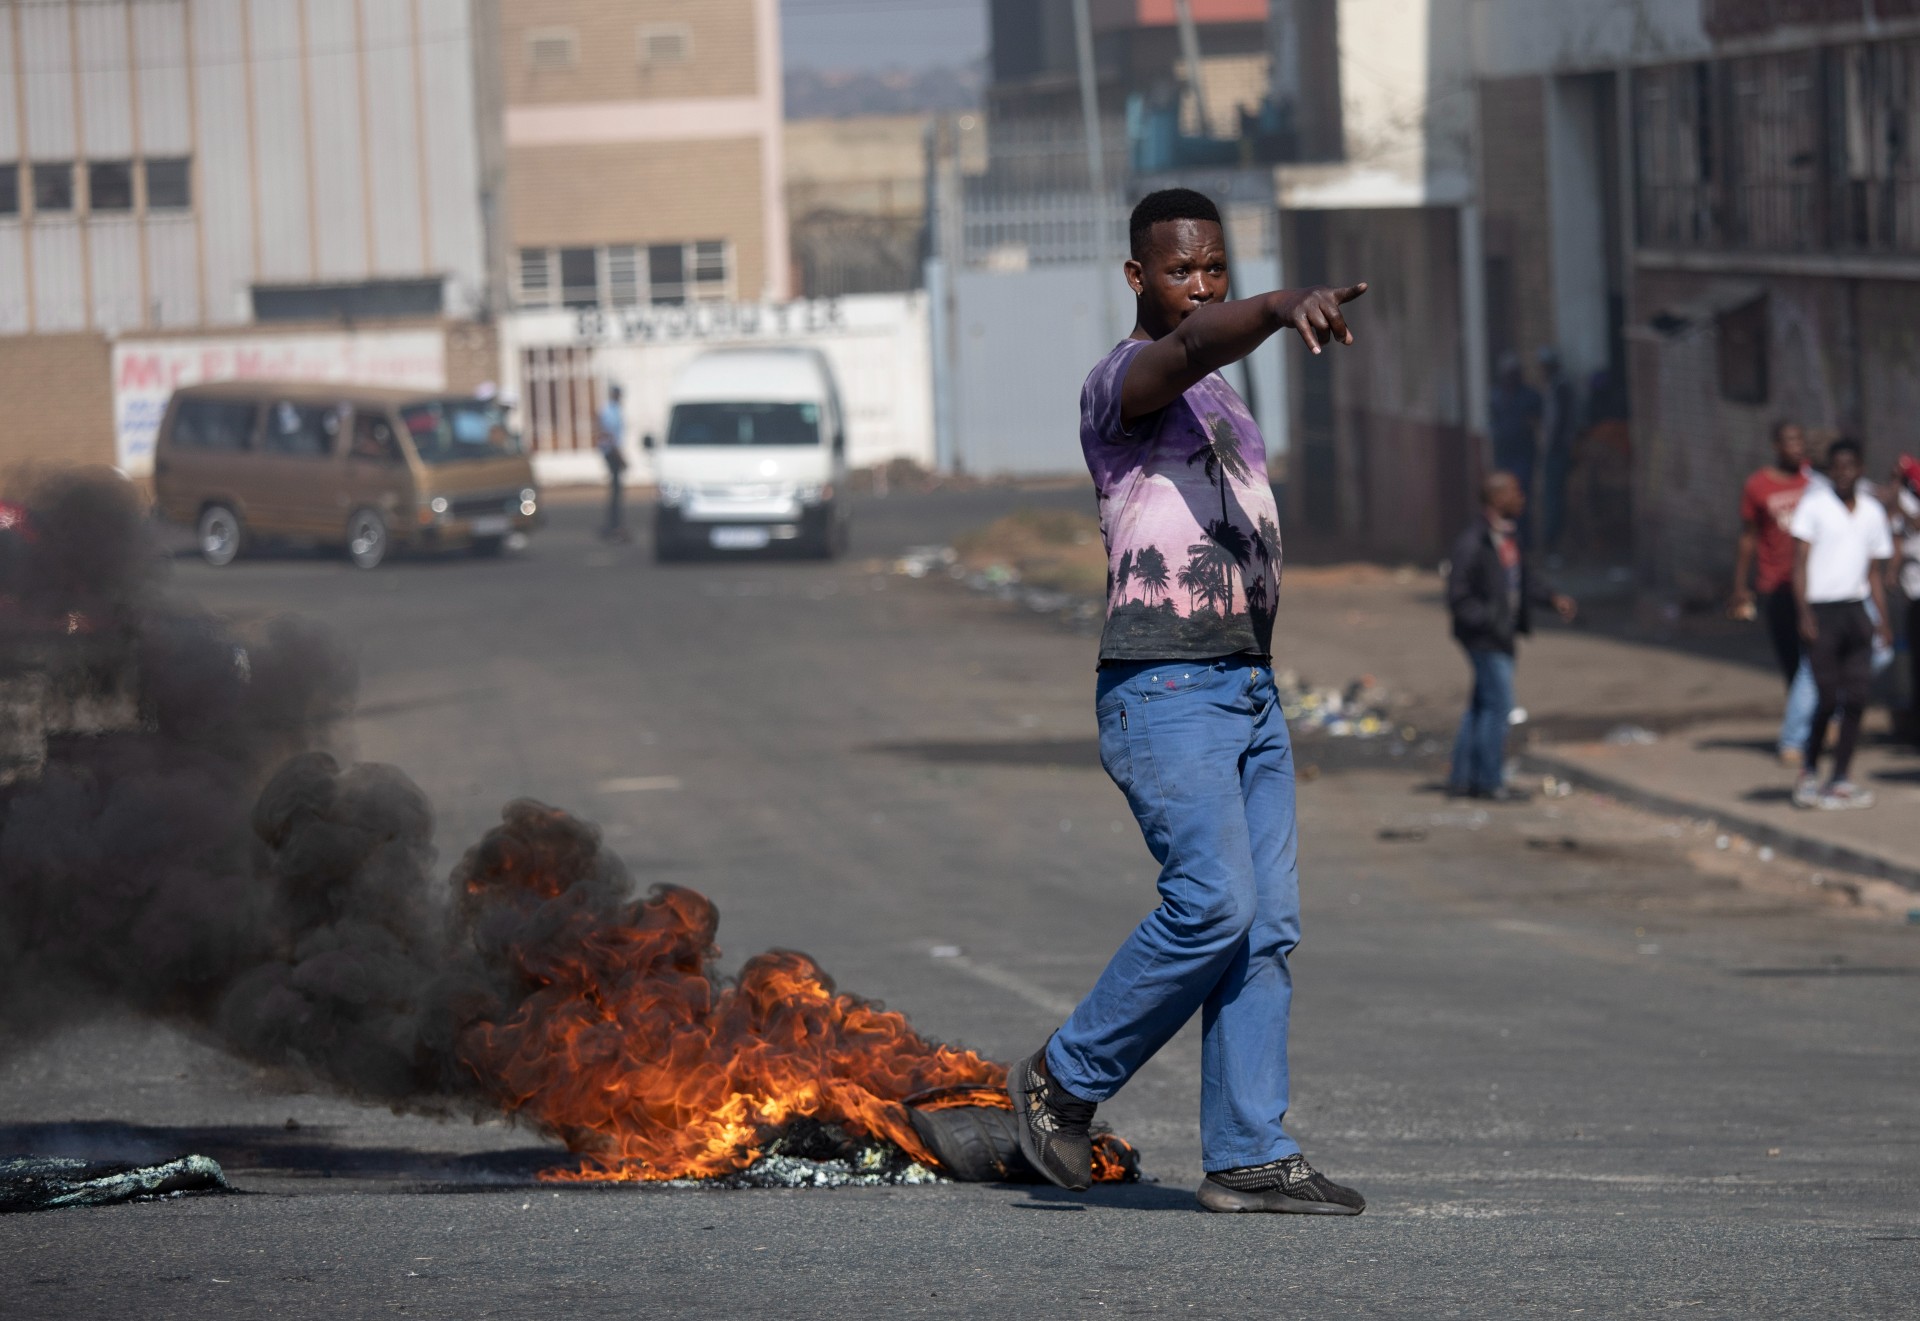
[667,402,820,447]
[401,400,521,464]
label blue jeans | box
[1046,656,1302,1173]
[1450,648,1515,795]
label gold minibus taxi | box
[152,382,540,568]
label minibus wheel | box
[197,504,244,567]
[347,507,390,570]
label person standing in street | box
[1729,422,1813,766]
[1445,472,1577,802]
[1790,438,1894,810]
[1007,188,1371,1215]
[597,384,630,542]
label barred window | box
[516,248,554,308]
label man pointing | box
[1007,188,1370,1214]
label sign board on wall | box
[111,330,446,476]
[500,294,933,487]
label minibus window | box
[263,401,341,458]
[667,402,820,447]
[401,401,522,463]
[172,400,257,451]
[350,412,403,464]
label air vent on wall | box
[527,28,578,72]
[638,24,692,67]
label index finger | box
[1335,282,1369,303]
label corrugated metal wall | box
[1,0,486,337]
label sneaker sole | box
[1196,1179,1363,1215]
[1005,1049,1087,1192]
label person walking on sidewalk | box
[596,385,630,542]
[1730,422,1814,766]
[1445,472,1578,802]
[1006,188,1371,1215]
[1884,455,1920,742]
[1790,438,1894,810]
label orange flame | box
[452,810,1133,1183]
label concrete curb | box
[1520,748,1920,895]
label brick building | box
[500,0,787,311]
[0,0,504,480]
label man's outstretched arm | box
[1120,284,1367,426]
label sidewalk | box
[1268,568,1920,889]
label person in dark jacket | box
[1447,471,1577,801]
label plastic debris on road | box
[1277,671,1395,738]
[1603,724,1660,745]
[0,1154,231,1214]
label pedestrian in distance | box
[1882,455,1920,741]
[1006,187,1371,1215]
[1790,438,1894,810]
[1445,472,1577,803]
[597,384,630,542]
[1729,422,1814,767]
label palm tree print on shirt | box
[1188,414,1254,525]
[1184,523,1246,616]
[1134,545,1170,606]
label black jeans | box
[604,453,626,532]
[1805,601,1873,783]
[1762,583,1802,685]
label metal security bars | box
[515,242,734,311]
[1634,37,1920,257]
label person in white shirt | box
[1789,438,1894,809]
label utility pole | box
[1070,0,1108,202]
[1173,0,1213,138]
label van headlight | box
[793,483,832,506]
[519,487,538,516]
[657,482,686,506]
[429,496,449,515]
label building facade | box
[0,0,501,476]
[499,0,786,314]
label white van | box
[644,347,849,561]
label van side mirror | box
[642,433,655,451]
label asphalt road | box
[3,489,1917,1318]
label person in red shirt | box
[1730,422,1812,761]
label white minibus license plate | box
[470,515,509,536]
[711,526,770,550]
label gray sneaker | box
[1817,781,1875,810]
[1791,772,1822,809]
[1006,1046,1096,1191]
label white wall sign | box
[111,330,446,476]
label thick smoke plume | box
[0,472,1067,1182]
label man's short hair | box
[1771,419,1801,443]
[1129,188,1223,259]
[1827,436,1863,463]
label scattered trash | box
[892,546,956,580]
[1603,724,1659,746]
[1377,827,1428,842]
[1277,672,1395,738]
[1508,706,1529,726]
[1766,1148,1781,1158]
[1540,776,1573,798]
[1714,835,1731,850]
[1758,847,1775,863]
[0,1155,231,1214]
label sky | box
[781,0,988,71]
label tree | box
[1134,545,1170,606]
[1187,414,1254,525]
[1185,535,1239,616]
